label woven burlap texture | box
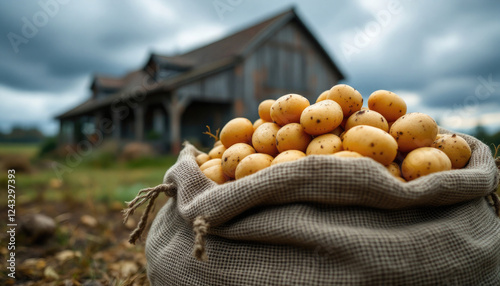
[145,128,500,285]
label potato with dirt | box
[252,122,281,156]
[327,84,363,117]
[235,153,274,179]
[389,112,438,152]
[368,90,407,122]
[401,147,452,181]
[300,100,343,135]
[275,123,312,153]
[270,94,310,126]
[220,117,254,148]
[431,134,471,169]
[221,143,256,178]
[306,134,343,155]
[343,125,398,166]
[345,109,389,132]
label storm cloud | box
[0,0,499,134]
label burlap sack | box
[129,128,500,285]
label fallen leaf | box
[44,266,59,280]
[56,250,82,262]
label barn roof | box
[57,7,345,119]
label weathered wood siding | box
[176,69,234,102]
[240,20,340,120]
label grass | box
[0,143,39,157]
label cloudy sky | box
[1,0,499,135]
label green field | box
[0,143,39,157]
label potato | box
[343,125,398,166]
[208,145,226,159]
[200,158,222,172]
[275,123,312,153]
[252,122,280,156]
[270,94,310,126]
[401,147,452,181]
[345,109,389,132]
[327,84,363,117]
[271,150,306,165]
[389,112,438,152]
[306,134,343,155]
[196,153,210,166]
[331,151,363,158]
[316,90,330,103]
[386,162,401,177]
[253,118,265,130]
[431,134,471,169]
[213,140,222,147]
[331,126,344,137]
[202,164,229,184]
[220,117,254,148]
[221,143,255,178]
[258,99,275,122]
[368,90,407,122]
[235,153,274,179]
[300,100,343,135]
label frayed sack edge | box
[122,183,210,261]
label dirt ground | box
[0,195,169,285]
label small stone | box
[81,215,98,227]
[20,213,56,243]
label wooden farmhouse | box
[56,7,345,153]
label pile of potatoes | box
[196,84,472,184]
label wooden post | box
[164,92,190,154]
[112,111,121,140]
[134,105,145,142]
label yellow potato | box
[343,125,398,166]
[316,90,330,102]
[395,176,407,183]
[306,134,343,155]
[431,134,471,169]
[213,140,222,147]
[253,118,266,130]
[331,126,344,137]
[220,117,254,148]
[386,162,401,177]
[200,158,222,172]
[196,153,210,166]
[300,100,344,135]
[345,109,389,132]
[368,90,407,122]
[331,151,363,158]
[275,123,312,153]
[389,112,438,152]
[221,143,255,178]
[252,122,280,156]
[258,99,275,122]
[208,145,227,159]
[327,84,363,117]
[270,94,310,126]
[401,147,452,181]
[235,153,274,180]
[271,150,306,165]
[202,164,229,184]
